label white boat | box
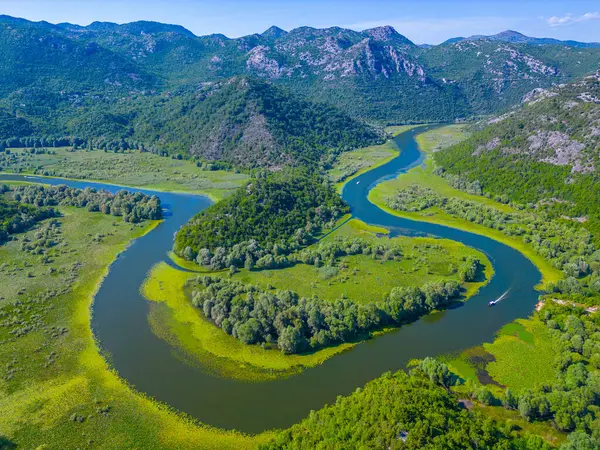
[356,181,360,185]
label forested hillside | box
[131,77,383,167]
[174,169,348,263]
[435,71,600,237]
[263,367,548,449]
[0,77,381,168]
[0,14,600,163]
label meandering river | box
[0,126,541,433]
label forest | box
[174,169,348,266]
[7,184,162,223]
[0,190,57,243]
[261,364,552,449]
[0,77,382,168]
[190,273,465,354]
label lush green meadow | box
[484,319,558,391]
[416,124,469,153]
[328,140,399,188]
[0,205,266,449]
[0,147,248,200]
[230,219,492,305]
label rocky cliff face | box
[0,15,599,123]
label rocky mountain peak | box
[362,25,412,45]
[494,30,527,40]
[262,26,288,40]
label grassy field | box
[368,126,563,287]
[483,319,558,391]
[0,147,248,200]
[142,218,492,381]
[442,318,564,447]
[445,319,557,393]
[416,124,469,153]
[328,141,399,189]
[230,219,492,305]
[0,206,267,449]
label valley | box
[0,126,551,445]
[2,6,600,449]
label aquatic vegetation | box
[142,262,355,381]
[484,320,558,391]
[0,204,266,448]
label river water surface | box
[0,126,541,433]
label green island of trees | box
[174,169,349,267]
[191,274,464,354]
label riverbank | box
[368,127,563,288]
[0,206,267,449]
[142,218,492,381]
[329,125,423,191]
[2,125,556,437]
[0,147,248,201]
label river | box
[0,126,541,433]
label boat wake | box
[488,289,510,307]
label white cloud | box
[547,12,600,27]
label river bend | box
[0,126,541,433]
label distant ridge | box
[442,29,600,48]
[0,13,598,134]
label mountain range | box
[442,30,600,48]
[0,14,599,166]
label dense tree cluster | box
[7,184,162,223]
[175,169,348,264]
[263,368,546,449]
[484,303,600,447]
[193,236,404,271]
[386,184,598,278]
[549,264,600,305]
[0,192,57,243]
[190,275,462,354]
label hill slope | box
[435,71,600,235]
[131,77,383,167]
[2,77,382,168]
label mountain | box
[419,38,600,114]
[3,76,382,168]
[434,71,600,234]
[130,77,383,167]
[443,30,600,48]
[0,14,599,162]
[0,17,156,95]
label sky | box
[1,0,600,44]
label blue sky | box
[1,0,600,44]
